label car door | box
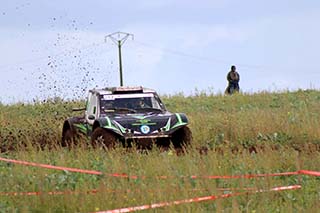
[85,92,99,126]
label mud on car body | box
[62,86,192,149]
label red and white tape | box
[0,189,99,196]
[0,157,310,180]
[94,185,301,213]
[0,157,102,175]
[0,156,317,212]
[299,170,320,176]
[0,187,263,197]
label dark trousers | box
[226,82,239,94]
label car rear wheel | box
[91,127,117,150]
[61,129,76,147]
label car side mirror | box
[88,115,95,120]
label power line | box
[1,37,315,76]
[133,40,268,70]
[132,40,320,76]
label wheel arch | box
[62,117,84,137]
[92,120,102,132]
[169,113,189,132]
[92,117,110,132]
[92,118,123,136]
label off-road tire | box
[61,129,76,147]
[91,127,117,150]
[171,126,192,149]
[156,138,171,151]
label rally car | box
[62,86,192,150]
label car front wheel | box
[91,127,117,150]
[171,126,192,149]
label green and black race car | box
[62,86,192,150]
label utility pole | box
[105,32,134,86]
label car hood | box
[112,112,171,133]
[98,111,188,135]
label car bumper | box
[123,134,170,140]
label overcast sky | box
[1,0,320,103]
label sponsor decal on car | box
[140,125,150,134]
[132,118,156,126]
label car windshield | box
[100,93,164,112]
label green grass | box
[1,90,320,212]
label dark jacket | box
[227,71,240,83]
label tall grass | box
[1,90,320,212]
[164,90,320,152]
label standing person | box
[225,65,240,94]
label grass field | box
[1,90,320,212]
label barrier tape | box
[190,171,299,179]
[0,156,316,212]
[0,157,310,180]
[298,170,320,177]
[94,185,301,213]
[0,189,99,196]
[0,157,102,175]
[0,187,261,197]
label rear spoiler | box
[72,107,86,112]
